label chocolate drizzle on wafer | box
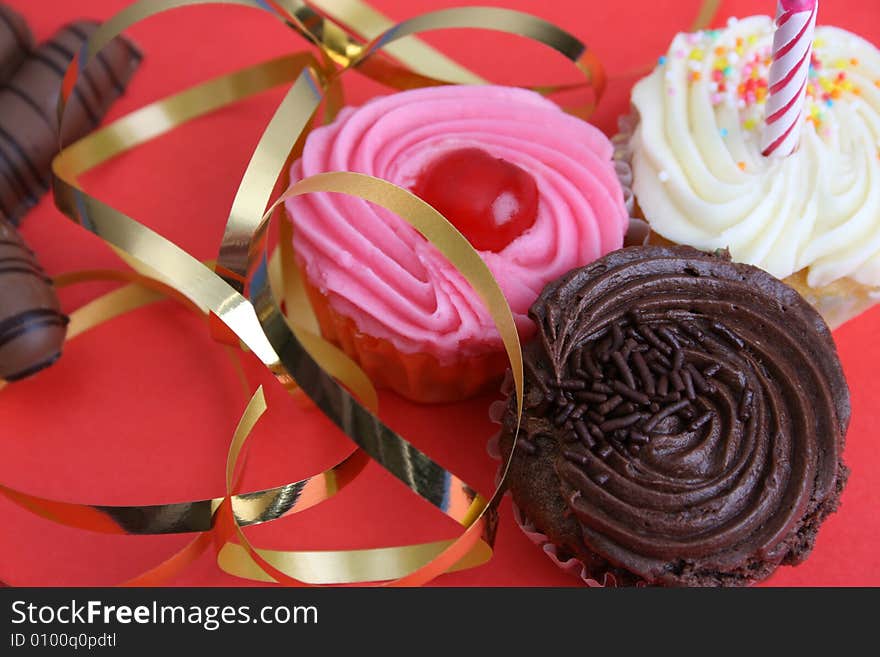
[501,245,850,586]
[0,20,142,224]
[0,4,31,83]
[0,214,68,381]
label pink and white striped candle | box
[761,0,819,157]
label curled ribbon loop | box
[2,0,720,586]
[46,0,556,586]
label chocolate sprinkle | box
[638,325,670,354]
[575,391,608,403]
[611,380,650,405]
[689,412,713,431]
[612,323,624,352]
[669,369,684,392]
[582,351,601,378]
[553,402,576,426]
[629,431,650,445]
[658,326,682,350]
[516,438,537,455]
[597,395,623,415]
[600,413,644,433]
[644,400,690,432]
[657,375,669,396]
[563,449,590,468]
[672,348,684,372]
[686,363,713,393]
[632,351,655,395]
[712,322,745,349]
[611,351,636,389]
[587,410,604,425]
[682,369,696,400]
[647,358,668,377]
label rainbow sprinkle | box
[660,27,868,138]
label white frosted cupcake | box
[618,15,880,328]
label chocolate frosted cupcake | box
[498,245,850,587]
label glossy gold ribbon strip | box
[2,0,617,585]
[3,0,721,586]
[0,269,371,532]
[47,0,544,585]
[208,3,607,585]
[691,0,722,32]
[289,0,603,114]
[308,0,487,83]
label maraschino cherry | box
[412,147,539,252]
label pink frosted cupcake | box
[286,85,629,403]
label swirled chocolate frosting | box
[500,246,850,587]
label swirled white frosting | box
[630,16,880,288]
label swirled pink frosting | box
[286,85,627,363]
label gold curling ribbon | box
[44,0,607,586]
[203,1,606,584]
[0,269,373,587]
[308,0,487,84]
[1,0,719,586]
[43,0,610,586]
[691,0,723,32]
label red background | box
[1,0,878,586]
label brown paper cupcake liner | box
[485,426,619,587]
[486,373,645,588]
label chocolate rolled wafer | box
[0,4,32,83]
[0,20,142,225]
[0,212,68,381]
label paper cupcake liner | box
[301,270,508,403]
[613,126,650,249]
[614,108,880,330]
[485,425,618,588]
[488,370,641,588]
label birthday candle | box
[761,0,819,157]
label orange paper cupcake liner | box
[300,270,509,403]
